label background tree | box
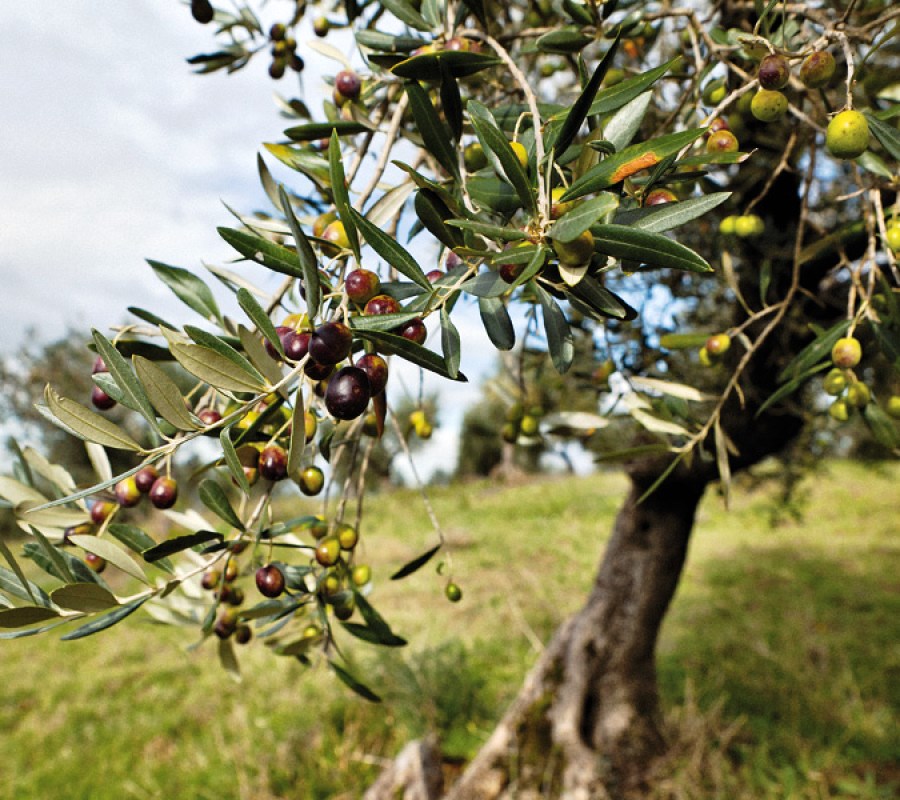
[0,1,898,799]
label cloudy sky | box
[0,1,500,476]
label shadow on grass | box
[658,545,899,797]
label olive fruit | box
[256,564,286,598]
[325,366,372,420]
[886,396,900,419]
[269,59,286,80]
[553,231,594,266]
[304,359,334,381]
[191,0,214,24]
[304,411,318,442]
[149,477,178,509]
[91,385,117,410]
[831,337,862,369]
[198,408,222,426]
[426,269,445,282]
[214,612,237,639]
[719,215,738,235]
[364,294,401,316]
[298,465,325,496]
[269,23,286,40]
[799,51,835,89]
[398,318,427,345]
[750,89,788,122]
[463,142,487,172]
[335,70,362,101]
[322,220,351,251]
[134,465,159,494]
[201,570,221,591]
[757,54,790,90]
[510,141,528,169]
[550,187,576,219]
[499,261,525,283]
[885,224,900,254]
[312,211,337,238]
[315,536,341,566]
[258,444,289,481]
[825,110,869,160]
[707,117,730,135]
[734,214,765,237]
[333,598,355,621]
[829,398,850,422]
[114,476,141,508]
[336,522,359,550]
[822,368,847,396]
[344,269,381,305]
[283,330,311,362]
[705,334,731,356]
[520,415,539,436]
[706,130,739,153]
[445,251,462,270]
[309,322,353,365]
[351,564,372,586]
[846,383,871,408]
[355,353,389,395]
[313,16,330,37]
[265,325,292,360]
[234,625,252,645]
[85,553,107,574]
[445,582,462,602]
[90,500,115,525]
[702,79,726,105]
[644,188,678,206]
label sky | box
[0,1,501,478]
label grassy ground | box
[1,460,897,799]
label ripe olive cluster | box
[62,463,177,574]
[268,22,304,80]
[698,333,731,368]
[704,46,870,162]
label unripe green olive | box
[828,398,850,422]
[826,111,869,160]
[822,368,847,396]
[750,89,788,123]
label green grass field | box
[1,460,897,799]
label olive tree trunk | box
[445,471,706,800]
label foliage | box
[0,0,898,718]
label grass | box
[1,460,897,799]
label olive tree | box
[1,1,898,797]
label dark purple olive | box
[364,295,401,316]
[325,366,371,420]
[258,445,288,481]
[256,564,286,598]
[397,318,427,345]
[265,325,293,361]
[309,322,353,365]
[355,353,389,396]
[283,330,311,362]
